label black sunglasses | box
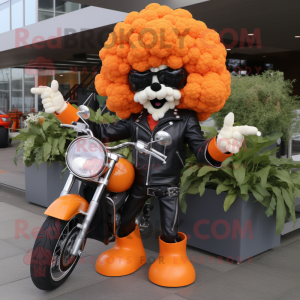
[128,67,187,92]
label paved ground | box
[1,141,300,300]
[0,141,25,191]
[0,186,299,300]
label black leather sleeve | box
[184,111,222,167]
[86,119,132,143]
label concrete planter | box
[25,162,77,207]
[178,189,280,263]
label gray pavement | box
[1,141,300,299]
[0,190,299,300]
[0,140,25,191]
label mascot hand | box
[31,80,67,114]
[217,112,260,154]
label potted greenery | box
[13,112,77,206]
[213,71,300,144]
[14,108,131,207]
[177,128,300,262]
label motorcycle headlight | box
[66,137,107,179]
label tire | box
[30,215,85,290]
[0,127,8,148]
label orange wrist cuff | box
[55,103,79,125]
[208,136,233,162]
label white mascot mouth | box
[133,65,181,121]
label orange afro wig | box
[95,3,231,121]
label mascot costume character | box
[32,3,259,287]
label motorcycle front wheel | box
[30,215,85,290]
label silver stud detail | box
[176,116,180,118]
[138,115,142,118]
[169,122,173,125]
[174,112,177,115]
[174,109,178,111]
[136,119,140,122]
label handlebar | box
[106,140,167,164]
[106,142,135,151]
[60,122,167,164]
[60,123,94,137]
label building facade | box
[0,0,299,116]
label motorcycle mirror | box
[77,105,90,120]
[155,131,172,146]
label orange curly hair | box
[95,3,231,121]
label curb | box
[0,183,25,197]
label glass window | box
[24,73,35,113]
[55,12,65,17]
[38,0,53,10]
[38,10,54,21]
[25,0,36,26]
[37,75,52,111]
[0,2,10,34]
[55,70,78,98]
[55,1,79,13]
[11,69,23,112]
[11,0,23,30]
[0,68,10,113]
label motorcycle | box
[30,105,172,290]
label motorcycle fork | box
[60,173,76,196]
[70,153,119,256]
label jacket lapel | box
[134,109,152,134]
[134,108,182,135]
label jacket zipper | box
[160,123,173,156]
[135,120,176,186]
[135,126,139,167]
[135,123,151,136]
[176,151,184,167]
[146,137,153,185]
[171,195,179,231]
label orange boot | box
[148,232,196,287]
[95,225,146,276]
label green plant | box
[180,129,300,235]
[14,108,132,169]
[13,112,77,168]
[213,71,300,141]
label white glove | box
[217,112,260,154]
[31,80,67,114]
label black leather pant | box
[119,182,180,243]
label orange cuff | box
[207,136,233,162]
[55,103,79,125]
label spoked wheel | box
[30,215,86,290]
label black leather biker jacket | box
[87,108,222,186]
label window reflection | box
[11,69,23,111]
[24,73,35,113]
[38,0,54,21]
[56,1,79,13]
[54,70,78,100]
[38,0,53,10]
[25,0,36,26]
[37,75,52,111]
[0,68,9,113]
[11,0,23,30]
[37,0,86,23]
[38,10,54,21]
[0,2,10,34]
